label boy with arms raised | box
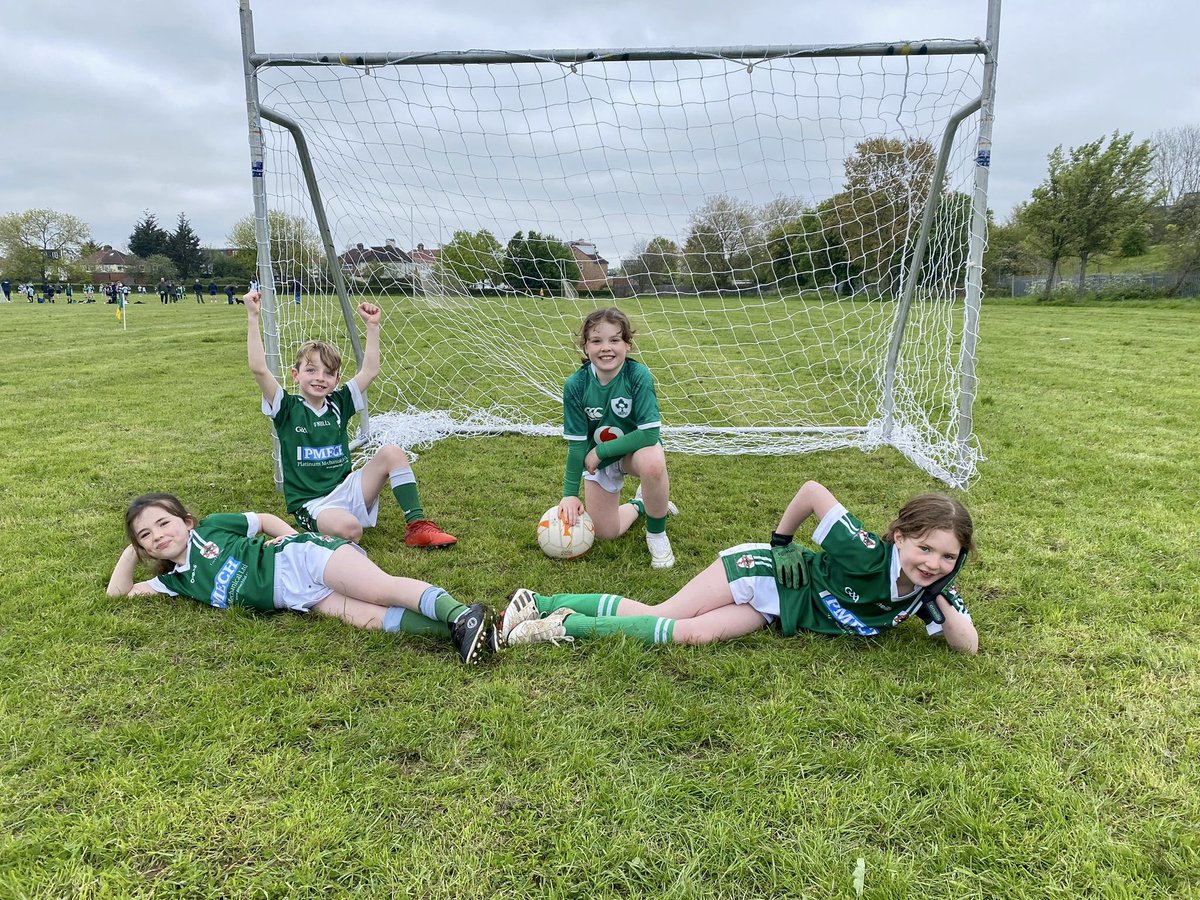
[246,290,456,548]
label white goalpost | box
[239,1,1000,488]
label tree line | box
[3,125,1196,298]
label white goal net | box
[244,35,995,487]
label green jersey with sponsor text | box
[727,504,970,637]
[147,513,348,611]
[562,359,660,477]
[265,384,361,514]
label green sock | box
[419,586,468,624]
[646,515,667,535]
[390,469,425,523]
[533,592,626,617]
[562,613,675,646]
[629,497,645,518]
[382,607,451,638]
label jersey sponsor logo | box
[298,445,345,462]
[843,586,860,602]
[295,426,308,433]
[856,529,877,549]
[594,425,624,443]
[210,558,242,609]
[819,591,879,636]
[199,541,220,560]
[312,420,334,427]
[611,396,632,417]
[585,406,603,420]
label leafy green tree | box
[129,212,171,260]
[143,254,178,284]
[205,248,256,284]
[502,231,580,295]
[1064,132,1158,292]
[622,236,681,289]
[167,213,204,280]
[982,206,1039,292]
[0,208,91,284]
[228,211,323,283]
[833,137,938,297]
[768,211,837,291]
[1022,146,1077,296]
[436,229,504,287]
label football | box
[537,506,596,560]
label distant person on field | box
[65,283,74,303]
[293,278,302,305]
[26,283,35,302]
[245,289,457,549]
[554,307,678,570]
[1,278,10,301]
[194,280,204,302]
[209,281,218,296]
[502,481,979,655]
[158,280,168,304]
[107,493,495,664]
[225,284,236,304]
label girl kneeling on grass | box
[502,480,978,654]
[107,493,494,664]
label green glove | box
[771,543,807,589]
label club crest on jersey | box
[594,425,624,443]
[735,554,757,569]
[856,529,877,549]
[891,611,912,627]
[611,396,632,417]
[199,541,220,560]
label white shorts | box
[300,470,379,531]
[273,540,341,612]
[583,459,626,494]
[719,543,782,625]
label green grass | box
[1,297,1198,898]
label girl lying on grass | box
[107,493,495,664]
[501,480,978,654]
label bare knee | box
[319,517,364,543]
[634,447,667,481]
[593,520,623,541]
[377,444,410,469]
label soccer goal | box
[238,1,1000,488]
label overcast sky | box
[2,0,1196,256]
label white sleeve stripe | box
[244,512,261,537]
[637,421,661,430]
[563,434,587,441]
[812,503,848,544]
[347,379,365,412]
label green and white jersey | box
[147,513,348,611]
[563,358,661,454]
[264,383,364,514]
[768,504,970,638]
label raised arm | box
[774,480,840,540]
[106,545,162,598]
[245,291,282,401]
[350,302,382,393]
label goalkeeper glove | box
[770,543,807,589]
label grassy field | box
[1,297,1198,898]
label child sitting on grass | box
[107,493,494,664]
[502,480,978,654]
[246,290,455,549]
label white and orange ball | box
[537,506,596,560]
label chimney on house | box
[385,238,397,248]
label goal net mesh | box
[252,47,986,486]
